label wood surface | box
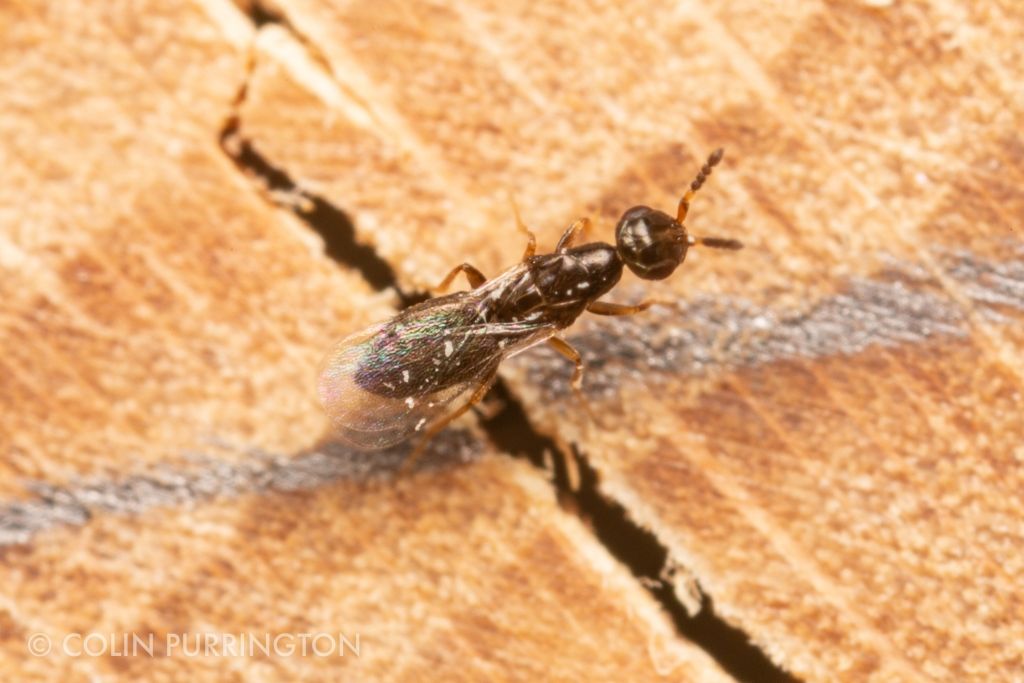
[2,0,1022,681]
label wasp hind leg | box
[399,374,498,474]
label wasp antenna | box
[698,236,743,250]
[688,234,743,250]
[677,148,725,223]
[691,148,724,193]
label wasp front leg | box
[555,217,592,253]
[586,299,664,316]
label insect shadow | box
[304,428,483,480]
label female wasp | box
[317,149,742,459]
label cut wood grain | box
[0,0,383,496]
[231,1,1024,681]
[0,453,732,682]
[0,1,736,681]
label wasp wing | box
[317,294,554,450]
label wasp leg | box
[471,392,505,421]
[548,336,585,391]
[509,195,538,260]
[586,299,662,316]
[555,217,592,252]
[400,374,498,474]
[547,336,597,421]
[435,263,487,292]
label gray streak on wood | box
[519,248,1023,400]
[0,430,481,546]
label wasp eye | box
[614,206,687,280]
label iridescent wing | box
[317,294,554,450]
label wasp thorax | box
[614,206,688,280]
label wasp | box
[317,149,742,461]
